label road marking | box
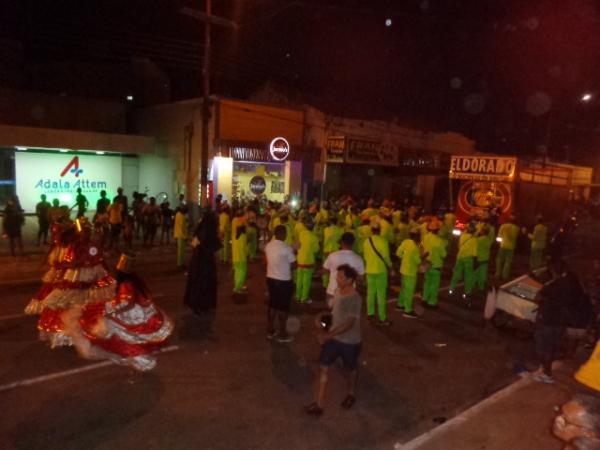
[0,345,179,393]
[0,313,29,321]
[397,375,533,449]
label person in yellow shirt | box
[526,215,548,271]
[354,217,372,256]
[345,206,360,232]
[245,207,258,261]
[495,215,520,279]
[450,221,477,301]
[219,204,231,264]
[322,217,343,288]
[293,214,307,248]
[232,222,248,294]
[396,228,422,318]
[474,221,495,293]
[296,218,320,303]
[395,214,410,248]
[174,205,188,268]
[363,220,392,325]
[361,199,377,221]
[421,219,447,308]
[378,208,394,245]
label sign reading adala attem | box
[450,155,517,182]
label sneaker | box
[403,311,418,319]
[266,332,277,340]
[532,372,555,384]
[378,319,392,327]
[393,304,404,312]
[277,335,294,343]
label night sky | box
[1,0,600,161]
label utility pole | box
[181,4,237,208]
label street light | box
[581,93,593,102]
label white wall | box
[138,154,176,204]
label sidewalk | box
[398,356,584,450]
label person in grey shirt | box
[306,264,362,417]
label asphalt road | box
[0,239,553,450]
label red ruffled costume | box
[25,223,116,348]
[64,275,173,371]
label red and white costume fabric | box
[33,239,115,348]
[64,277,173,371]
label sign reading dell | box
[15,151,122,212]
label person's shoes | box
[531,371,555,384]
[340,395,356,409]
[305,402,323,417]
[266,332,277,340]
[367,315,377,324]
[393,304,404,312]
[378,319,392,327]
[403,311,418,319]
[277,335,294,343]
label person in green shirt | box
[219,204,231,264]
[296,218,320,303]
[495,215,520,279]
[395,214,410,248]
[474,221,495,292]
[450,221,477,301]
[379,208,395,245]
[232,223,248,294]
[345,206,361,232]
[354,218,372,256]
[245,207,258,262]
[363,220,392,325]
[396,228,422,318]
[322,217,343,288]
[421,219,447,308]
[526,215,547,271]
[277,213,294,247]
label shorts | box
[319,339,362,370]
[267,278,293,312]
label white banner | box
[15,152,122,212]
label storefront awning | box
[0,124,157,155]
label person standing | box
[2,196,24,256]
[322,217,343,288]
[159,201,174,245]
[174,206,188,268]
[495,215,520,279]
[421,219,447,309]
[96,190,110,215]
[219,204,232,264]
[449,222,477,302]
[296,218,320,304]
[35,194,51,246]
[474,221,495,293]
[363,220,392,326]
[113,187,128,221]
[48,199,63,224]
[306,265,362,416]
[231,222,248,294]
[142,197,160,247]
[354,217,372,257]
[131,192,146,239]
[395,227,422,318]
[107,199,123,250]
[74,187,88,218]
[184,210,222,315]
[526,215,548,271]
[322,232,365,305]
[265,225,296,343]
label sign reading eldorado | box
[449,155,517,182]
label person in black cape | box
[184,209,222,315]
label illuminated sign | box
[249,176,266,195]
[345,138,399,166]
[326,136,345,163]
[456,181,513,222]
[269,137,290,162]
[15,152,122,212]
[450,156,517,182]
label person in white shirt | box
[322,232,365,304]
[264,225,296,343]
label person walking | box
[495,215,520,280]
[306,264,362,417]
[474,220,495,293]
[184,210,222,315]
[322,217,343,288]
[231,222,248,295]
[322,232,365,305]
[363,219,392,326]
[421,218,447,309]
[526,215,548,271]
[174,205,188,269]
[449,221,477,302]
[35,194,51,246]
[395,227,422,318]
[2,196,24,256]
[296,218,320,304]
[265,224,296,343]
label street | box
[0,238,566,450]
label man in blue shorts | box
[306,264,362,416]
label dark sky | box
[2,0,600,161]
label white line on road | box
[0,345,179,393]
